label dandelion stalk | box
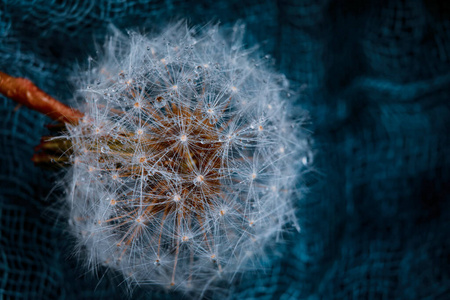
[0,71,83,124]
[0,71,83,167]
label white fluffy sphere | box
[65,22,310,296]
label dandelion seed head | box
[65,21,311,296]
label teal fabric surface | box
[1,0,449,299]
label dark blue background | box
[0,0,449,299]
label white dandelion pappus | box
[65,22,310,296]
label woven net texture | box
[1,0,449,299]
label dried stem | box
[0,71,83,124]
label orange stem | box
[0,71,83,124]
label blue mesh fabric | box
[1,0,449,299]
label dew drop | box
[194,65,202,74]
[154,96,167,108]
[302,151,313,166]
[100,146,110,153]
